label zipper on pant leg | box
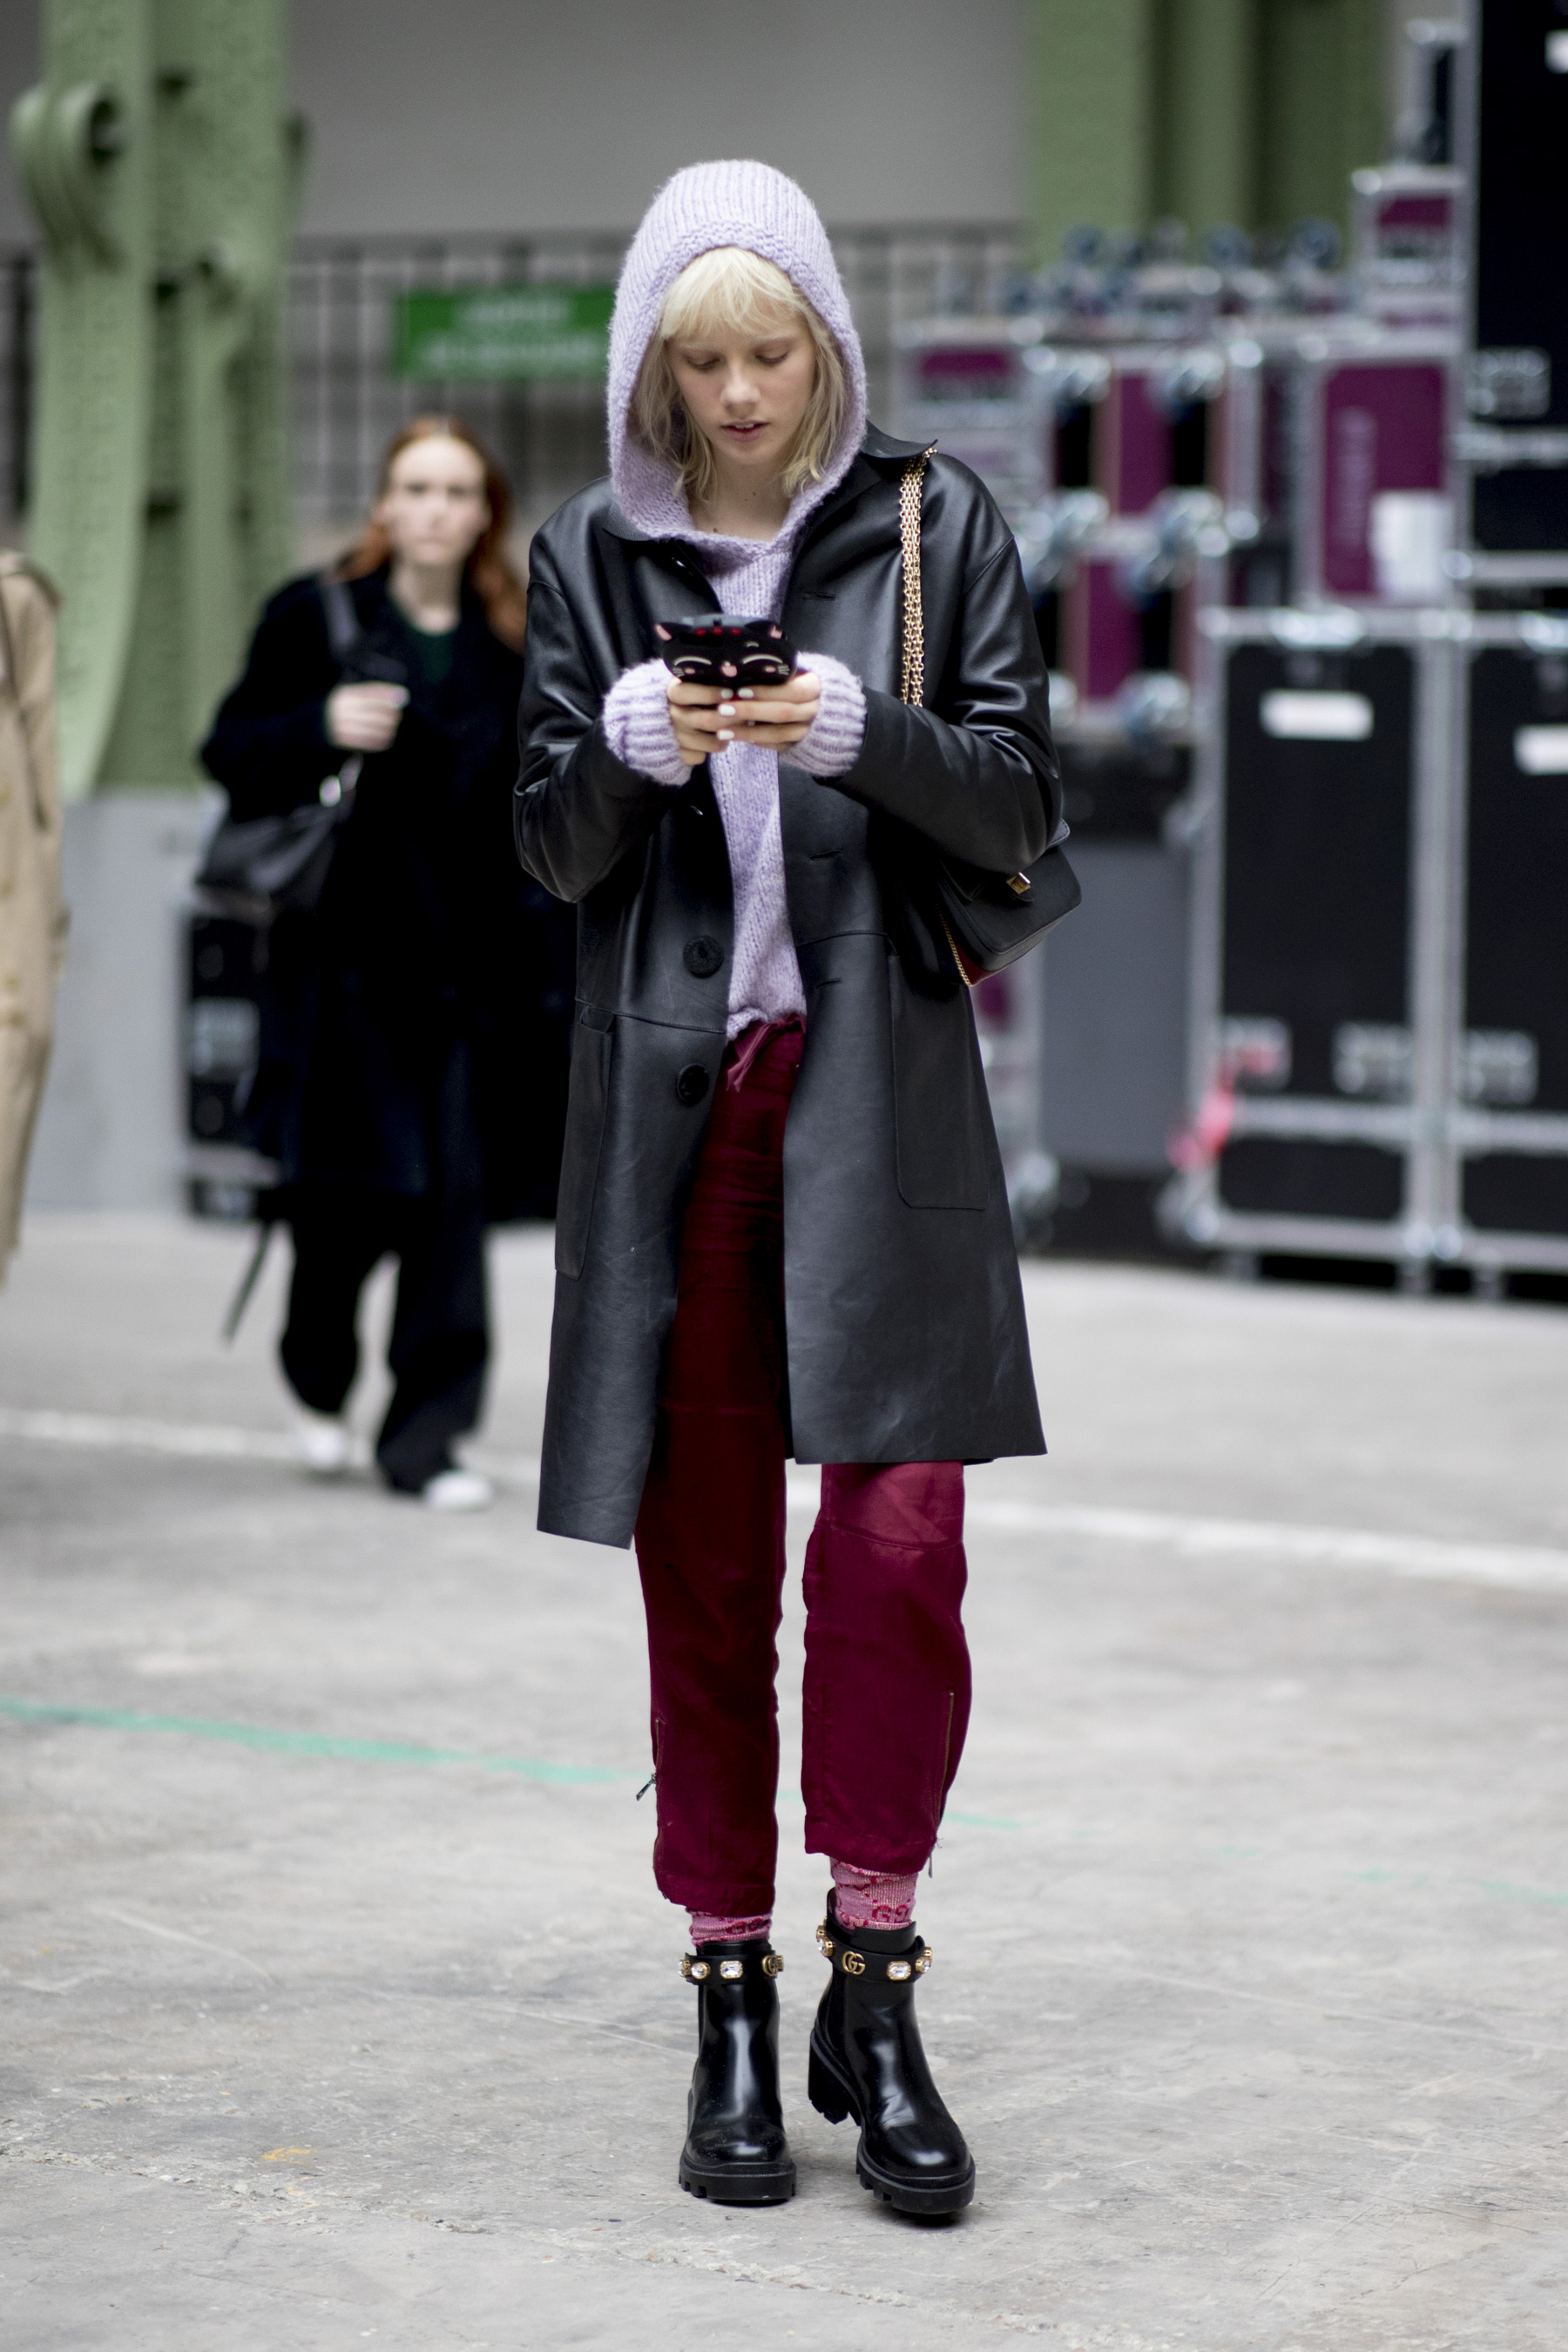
[650,1717,666,1871]
[933,1690,956,1833]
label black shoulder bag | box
[889,451,1079,985]
[195,574,369,920]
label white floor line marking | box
[0,1406,300,1462]
[3,1404,1565,1594]
[956,1500,1568,1593]
[781,1474,1568,1592]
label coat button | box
[675,1064,710,1105]
[683,936,723,979]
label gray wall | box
[27,794,217,1212]
[285,0,1024,235]
[1039,841,1192,1175]
[1,0,1023,246]
[4,2,1443,249]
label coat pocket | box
[554,1005,613,1278]
[886,950,992,1210]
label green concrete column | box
[1157,0,1260,240]
[1030,0,1159,262]
[1257,0,1385,237]
[11,1,155,798]
[11,0,297,798]
[1029,0,1386,260]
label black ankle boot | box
[679,1939,796,2203]
[808,1898,975,2215]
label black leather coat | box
[515,425,1058,1547]
[204,568,574,1220]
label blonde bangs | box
[660,247,804,345]
[630,246,849,515]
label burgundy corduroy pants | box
[633,1021,971,1917]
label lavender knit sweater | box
[599,162,871,1041]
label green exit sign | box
[392,285,616,380]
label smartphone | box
[653,615,797,689]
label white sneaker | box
[291,1405,353,1477]
[422,1466,495,1513]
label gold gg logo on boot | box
[842,1950,866,1975]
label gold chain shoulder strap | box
[898,450,931,708]
[896,447,983,988]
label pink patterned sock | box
[689,1911,773,1946]
[830,1858,918,1933]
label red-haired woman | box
[204,418,572,1507]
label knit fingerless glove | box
[789,652,866,777]
[601,650,866,785]
[601,659,688,786]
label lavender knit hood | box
[600,163,872,1044]
[607,159,868,538]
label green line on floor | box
[0,1697,1031,1827]
[0,1695,630,1786]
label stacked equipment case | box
[896,0,1568,1281]
[185,910,272,1220]
[1172,2,1568,1281]
[1448,0,1568,1271]
[1453,614,1568,1263]
[1177,605,1568,1281]
[897,314,1218,1244]
[1453,0,1568,576]
[1185,597,1568,1279]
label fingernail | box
[717,703,736,717]
[738,689,755,700]
[717,729,733,741]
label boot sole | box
[679,2158,796,2205]
[808,2032,976,2217]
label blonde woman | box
[517,165,1058,2214]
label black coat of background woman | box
[202,417,573,1509]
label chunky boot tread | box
[679,1937,794,2205]
[856,2147,976,2216]
[679,2156,797,2204]
[812,1897,976,2215]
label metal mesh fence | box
[287,223,1021,532]
[1,223,1021,541]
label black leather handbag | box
[891,451,1079,984]
[195,575,382,920]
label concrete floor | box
[3,1214,1568,2351]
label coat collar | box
[350,563,507,654]
[596,422,931,546]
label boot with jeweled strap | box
[678,1940,796,2202]
[808,1896,975,2214]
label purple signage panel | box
[1321,363,1447,596]
[1070,559,1143,702]
[914,346,1017,395]
[1099,372,1170,516]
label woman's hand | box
[666,668,821,766]
[326,681,409,754]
